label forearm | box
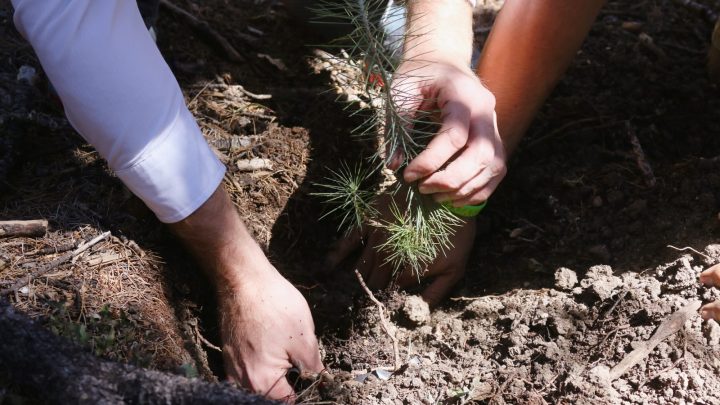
[168,185,268,290]
[477,0,605,154]
[12,0,225,223]
[403,0,475,65]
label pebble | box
[581,265,622,301]
[400,295,431,326]
[703,244,720,266]
[703,319,720,346]
[554,267,578,291]
[16,65,37,86]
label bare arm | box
[478,0,606,154]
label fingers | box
[447,172,504,207]
[258,369,297,403]
[421,272,463,308]
[367,257,395,290]
[224,353,296,403]
[404,100,471,183]
[701,301,720,321]
[325,228,364,270]
[700,263,720,286]
[386,148,404,171]
[289,337,325,375]
[419,111,505,204]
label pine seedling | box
[312,0,464,276]
[313,161,378,233]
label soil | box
[2,0,720,404]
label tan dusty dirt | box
[2,0,720,404]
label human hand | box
[325,193,476,307]
[169,186,324,402]
[389,59,507,207]
[219,263,324,402]
[699,264,720,320]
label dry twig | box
[627,122,656,187]
[0,231,111,296]
[608,300,700,380]
[354,269,401,370]
[194,322,222,353]
[0,220,48,238]
[666,245,712,262]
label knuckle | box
[443,177,463,191]
[447,129,467,150]
[474,189,492,203]
[489,161,507,178]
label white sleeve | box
[12,0,226,223]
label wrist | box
[403,0,474,65]
[169,184,274,290]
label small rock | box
[584,265,614,280]
[0,257,7,271]
[589,365,611,387]
[703,319,720,346]
[16,65,37,85]
[554,267,578,291]
[464,298,504,319]
[644,277,662,299]
[472,381,494,400]
[581,265,622,301]
[703,244,720,266]
[552,316,575,336]
[672,258,698,289]
[400,295,431,326]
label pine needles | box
[312,0,463,276]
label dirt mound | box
[321,250,720,404]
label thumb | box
[257,367,297,403]
[289,336,325,376]
[700,263,720,286]
[325,228,364,270]
[421,272,462,308]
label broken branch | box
[0,220,48,238]
[608,300,700,380]
[0,231,111,296]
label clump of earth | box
[321,248,720,404]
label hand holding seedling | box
[393,60,506,207]
[326,192,477,307]
[391,0,506,207]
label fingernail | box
[701,309,710,319]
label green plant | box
[46,300,150,366]
[312,0,462,276]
